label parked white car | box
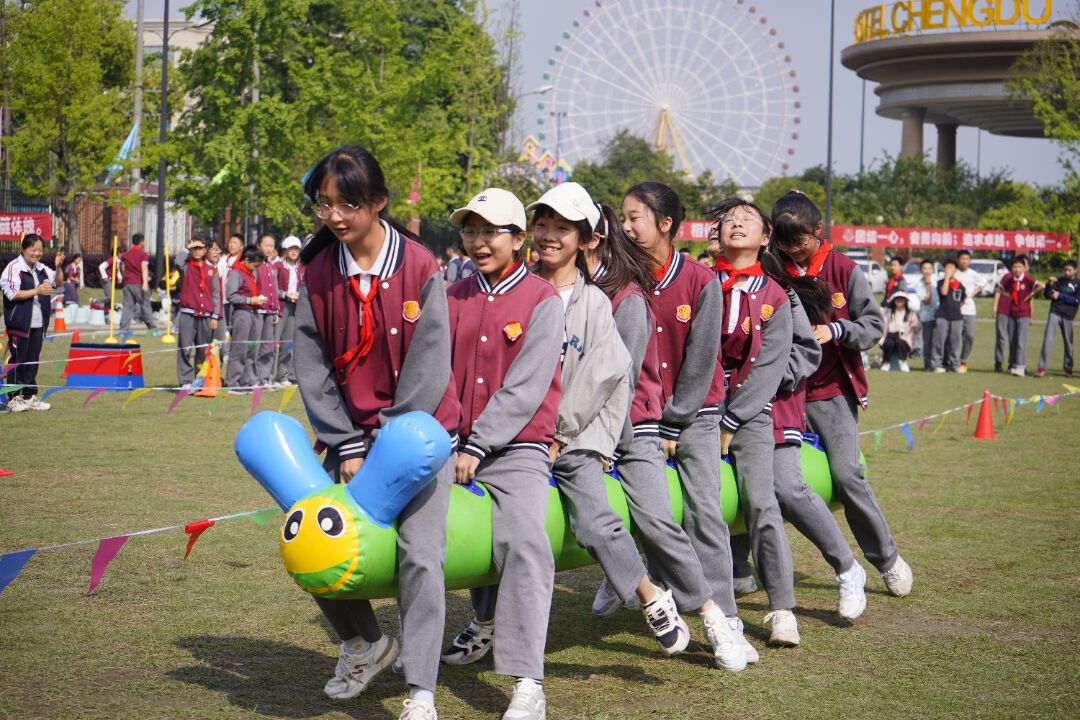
[855,260,887,294]
[968,259,1007,296]
[903,261,942,291]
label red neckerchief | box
[714,257,764,292]
[333,276,379,383]
[1011,273,1024,305]
[949,278,961,291]
[885,273,902,297]
[785,239,831,278]
[652,245,674,282]
[235,262,257,294]
[188,259,208,296]
[496,259,523,284]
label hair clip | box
[788,189,806,196]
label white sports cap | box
[281,235,302,250]
[449,188,527,229]
[527,182,600,230]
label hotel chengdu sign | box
[854,0,1053,43]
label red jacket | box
[611,282,662,428]
[179,259,219,317]
[121,247,149,285]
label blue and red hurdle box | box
[61,342,144,390]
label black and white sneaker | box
[642,588,690,656]
[440,618,494,665]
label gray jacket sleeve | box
[211,271,222,319]
[660,278,723,437]
[555,293,630,445]
[226,271,251,306]
[294,282,368,461]
[612,293,650,444]
[463,294,564,458]
[781,289,821,393]
[378,271,452,428]
[829,266,885,351]
[721,298,793,432]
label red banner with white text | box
[829,225,1071,252]
[0,213,52,240]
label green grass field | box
[2,301,1078,719]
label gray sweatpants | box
[960,315,976,363]
[1007,316,1031,370]
[225,310,259,388]
[921,318,935,369]
[176,313,212,385]
[276,301,297,382]
[726,411,795,611]
[256,312,281,384]
[467,448,555,681]
[806,394,898,573]
[120,284,157,330]
[615,434,711,612]
[314,449,454,694]
[931,318,963,370]
[672,413,737,616]
[1038,312,1074,373]
[773,444,855,574]
[995,313,1010,367]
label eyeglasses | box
[459,227,513,241]
[310,202,362,220]
[776,234,816,250]
[719,213,763,227]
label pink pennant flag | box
[1045,394,1060,406]
[918,417,929,431]
[250,387,264,416]
[167,388,192,414]
[88,535,129,594]
[82,388,106,407]
[1,362,18,376]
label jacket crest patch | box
[831,292,847,309]
[741,316,752,334]
[402,300,421,323]
[676,304,692,323]
[761,303,774,321]
[504,321,523,342]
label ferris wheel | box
[539,0,801,184]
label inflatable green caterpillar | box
[236,412,842,601]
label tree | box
[6,0,134,253]
[570,130,736,217]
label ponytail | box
[589,202,657,299]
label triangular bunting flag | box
[183,519,215,560]
[1045,394,1060,406]
[82,388,106,407]
[121,352,141,370]
[0,468,13,477]
[248,508,280,526]
[0,549,37,593]
[88,535,129,594]
[1036,396,1045,413]
[1,363,18,376]
[277,385,297,412]
[250,387,264,416]
[918,417,929,431]
[167,388,193,414]
[123,388,153,409]
[41,386,64,400]
[1063,383,1080,394]
[206,392,225,414]
[2,384,25,395]
[900,423,915,451]
[966,403,974,428]
[874,430,884,451]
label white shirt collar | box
[338,220,398,279]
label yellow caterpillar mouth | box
[288,553,361,595]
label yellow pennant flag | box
[1063,383,1080,394]
[277,385,297,412]
[122,388,153,409]
[932,414,948,435]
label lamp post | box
[506,85,552,154]
[154,0,170,311]
[825,0,836,236]
[551,110,567,185]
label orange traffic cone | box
[973,390,995,440]
[71,329,80,343]
[195,345,222,398]
[53,296,67,332]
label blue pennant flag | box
[900,422,915,451]
[104,119,141,187]
[0,549,37,593]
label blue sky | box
[133,0,1066,188]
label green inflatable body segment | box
[291,441,862,601]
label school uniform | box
[1,255,54,399]
[770,291,856,575]
[650,249,736,616]
[176,258,221,385]
[256,261,282,384]
[223,253,240,333]
[63,260,82,304]
[954,268,982,363]
[931,277,966,370]
[789,242,898,574]
[1038,276,1078,374]
[882,273,904,306]
[225,263,261,389]
[1001,273,1038,371]
[118,245,157,330]
[913,276,939,364]
[212,257,228,344]
[716,264,795,611]
[448,260,563,681]
[295,222,460,695]
[275,259,303,382]
[608,280,712,612]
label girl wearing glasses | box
[616,181,751,671]
[439,188,563,720]
[294,146,460,720]
[769,191,913,600]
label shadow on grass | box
[169,635,397,719]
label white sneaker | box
[879,364,890,372]
[882,556,914,597]
[733,575,759,597]
[764,609,800,647]
[400,699,438,720]
[933,367,947,374]
[642,588,690,656]
[503,678,545,720]
[7,396,30,413]
[837,562,868,620]
[701,608,746,672]
[1013,367,1026,377]
[900,360,911,372]
[440,618,494,665]
[731,615,759,664]
[278,378,294,387]
[26,396,51,411]
[591,575,640,616]
[323,635,399,700]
